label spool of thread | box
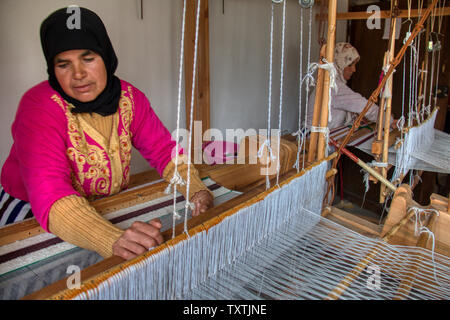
[299,0,314,8]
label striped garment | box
[0,178,240,300]
[0,187,34,226]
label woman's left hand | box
[191,190,214,216]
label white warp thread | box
[392,109,438,183]
[73,162,329,300]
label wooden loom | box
[1,0,450,300]
[322,0,450,205]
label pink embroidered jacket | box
[1,80,177,231]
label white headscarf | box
[334,42,360,83]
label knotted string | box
[258,138,277,189]
[183,0,202,236]
[409,207,444,288]
[171,0,188,237]
[292,129,307,171]
[360,161,388,207]
[310,125,330,156]
[308,59,338,122]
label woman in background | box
[307,42,393,130]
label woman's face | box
[54,49,107,102]
[343,60,358,81]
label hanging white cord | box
[409,41,415,126]
[303,59,337,137]
[294,6,304,173]
[275,0,287,187]
[426,2,439,115]
[400,28,406,142]
[183,0,202,235]
[409,207,447,288]
[260,1,276,190]
[170,0,188,239]
[433,37,442,108]
[293,5,312,172]
[426,36,436,117]
[434,0,446,107]
[414,28,422,124]
[410,42,415,125]
[302,6,313,169]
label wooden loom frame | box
[0,0,449,300]
[327,0,447,197]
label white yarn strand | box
[294,5,304,173]
[392,109,438,182]
[73,161,450,300]
[171,0,188,237]
[184,0,202,235]
[276,0,287,187]
[264,1,275,190]
[302,6,313,169]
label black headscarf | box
[40,7,121,116]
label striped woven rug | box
[0,178,240,300]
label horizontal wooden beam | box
[23,155,336,300]
[317,6,450,21]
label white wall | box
[209,0,349,137]
[0,0,348,175]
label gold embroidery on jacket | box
[118,86,134,188]
[51,89,134,198]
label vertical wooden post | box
[317,0,337,161]
[307,45,327,164]
[184,0,211,158]
[418,16,431,116]
[379,5,398,203]
[371,52,389,160]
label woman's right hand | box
[112,219,164,260]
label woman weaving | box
[0,7,213,260]
[307,42,395,130]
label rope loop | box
[396,115,405,131]
[408,207,440,236]
[165,171,186,194]
[292,129,307,171]
[257,139,277,163]
[299,0,314,8]
[370,161,388,168]
[319,59,338,93]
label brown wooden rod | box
[316,6,450,21]
[333,0,439,167]
[325,241,383,300]
[417,15,431,116]
[375,52,389,144]
[307,45,327,164]
[417,60,427,113]
[329,138,397,192]
[317,0,337,161]
[326,203,421,300]
[380,11,398,203]
[381,207,418,242]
